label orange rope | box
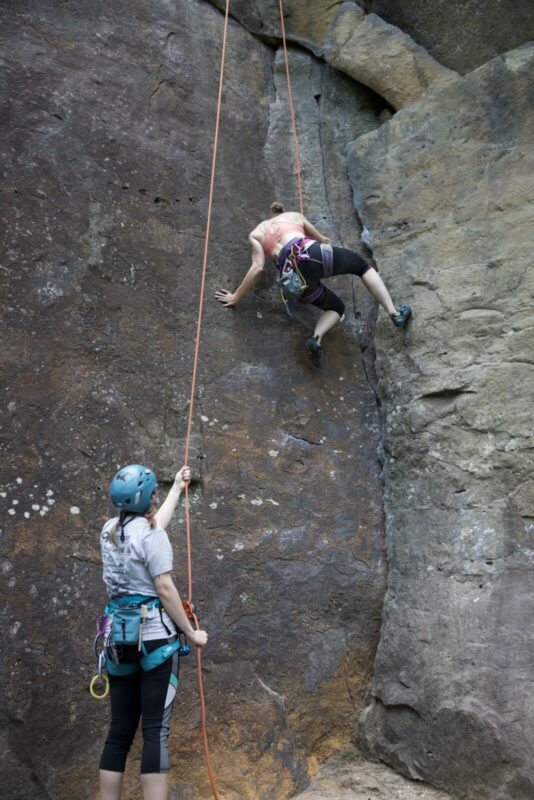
[182,1,231,798]
[278,0,304,214]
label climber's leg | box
[313,309,342,343]
[361,267,398,316]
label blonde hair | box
[110,503,157,546]
[270,201,284,214]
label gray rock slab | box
[363,0,534,74]
[348,43,534,800]
[291,754,453,799]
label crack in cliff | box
[351,278,383,431]
[202,0,324,57]
[315,82,336,232]
[285,432,322,447]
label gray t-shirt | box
[100,516,177,640]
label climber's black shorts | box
[298,241,373,317]
[99,639,179,774]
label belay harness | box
[276,237,334,316]
[90,595,190,700]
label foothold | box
[70,506,81,515]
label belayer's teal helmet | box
[109,464,157,513]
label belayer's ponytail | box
[110,511,126,547]
[270,201,284,214]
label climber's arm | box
[215,235,265,307]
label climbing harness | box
[277,239,334,315]
[89,596,191,694]
[277,238,311,296]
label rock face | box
[349,43,534,800]
[363,0,534,74]
[291,755,452,800]
[324,3,458,110]
[0,2,385,799]
[3,1,534,799]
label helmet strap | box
[119,511,126,543]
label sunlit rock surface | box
[324,2,458,110]
[349,43,534,800]
[291,755,452,800]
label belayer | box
[97,463,207,800]
[215,202,411,365]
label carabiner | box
[89,672,109,700]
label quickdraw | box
[89,652,110,700]
[89,614,111,700]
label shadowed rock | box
[0,2,384,798]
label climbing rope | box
[182,1,231,798]
[278,0,304,214]
[181,4,303,797]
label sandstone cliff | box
[1,2,533,800]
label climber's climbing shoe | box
[391,305,412,328]
[305,335,322,367]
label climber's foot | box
[391,305,412,328]
[305,335,322,367]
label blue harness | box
[102,595,190,676]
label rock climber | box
[98,463,207,800]
[215,202,411,366]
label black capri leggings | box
[99,639,179,774]
[298,241,372,316]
